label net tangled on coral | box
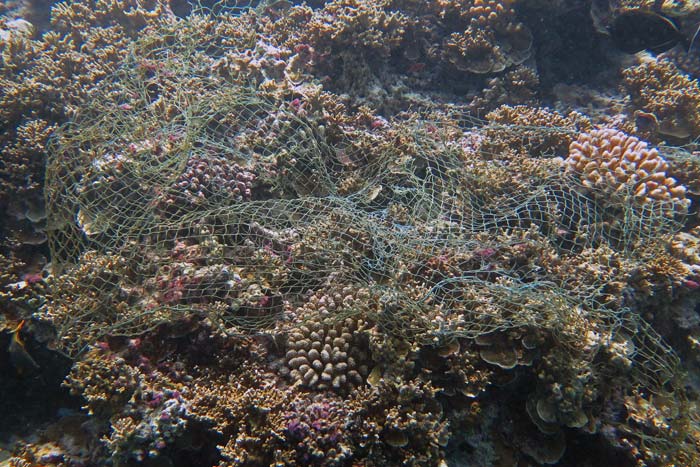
[0,0,696,465]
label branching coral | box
[0,0,169,212]
[188,367,356,467]
[43,251,178,357]
[565,128,690,213]
[482,104,591,157]
[433,0,533,74]
[350,379,450,465]
[622,60,700,140]
[65,346,188,463]
[468,65,540,114]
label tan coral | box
[64,348,141,417]
[566,128,690,212]
[469,65,540,114]
[670,227,700,270]
[622,60,700,139]
[349,378,449,465]
[483,105,591,157]
[435,0,533,74]
[282,287,375,392]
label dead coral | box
[622,60,700,140]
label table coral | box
[565,128,690,213]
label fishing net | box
[43,4,683,399]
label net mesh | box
[44,6,683,399]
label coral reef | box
[2,1,700,466]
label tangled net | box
[43,5,685,407]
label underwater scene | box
[2,0,700,466]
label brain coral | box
[565,129,689,212]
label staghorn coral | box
[565,128,690,212]
[622,60,700,140]
[49,0,170,37]
[282,0,410,93]
[300,0,408,61]
[189,368,451,466]
[626,243,691,305]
